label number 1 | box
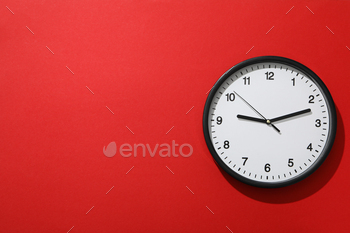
[291,78,295,86]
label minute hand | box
[270,108,311,123]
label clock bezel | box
[202,56,337,188]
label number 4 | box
[307,143,313,151]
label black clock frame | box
[203,56,337,188]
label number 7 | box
[242,157,248,166]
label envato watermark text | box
[103,140,193,158]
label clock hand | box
[234,91,280,133]
[237,114,266,123]
[270,108,311,123]
[238,108,311,124]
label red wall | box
[1,1,349,232]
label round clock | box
[203,56,337,188]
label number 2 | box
[309,95,315,103]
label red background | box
[1,0,349,232]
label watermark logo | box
[103,140,193,158]
[103,141,117,158]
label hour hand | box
[237,114,266,123]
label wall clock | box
[203,56,337,188]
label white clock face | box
[204,57,336,187]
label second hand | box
[233,91,280,133]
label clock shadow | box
[218,105,344,204]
